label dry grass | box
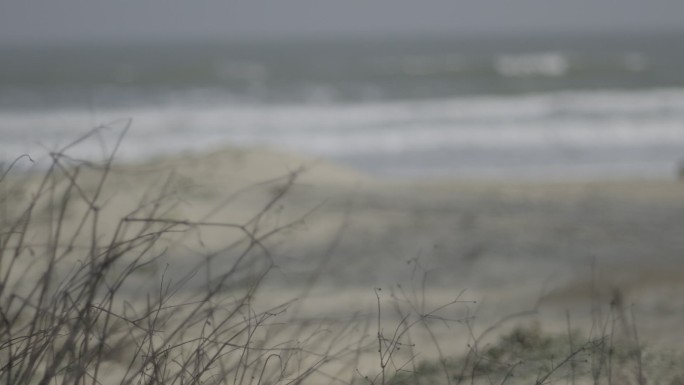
[0,126,366,385]
[1,126,682,385]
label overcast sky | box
[1,0,684,45]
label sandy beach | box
[4,143,684,383]
[4,6,684,383]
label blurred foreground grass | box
[1,127,683,385]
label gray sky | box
[1,0,684,45]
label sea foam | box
[2,88,684,179]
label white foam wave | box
[2,88,684,177]
[495,52,570,77]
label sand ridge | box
[5,144,684,351]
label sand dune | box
[6,144,684,354]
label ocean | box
[2,34,684,180]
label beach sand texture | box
[3,144,684,383]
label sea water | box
[1,34,684,180]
